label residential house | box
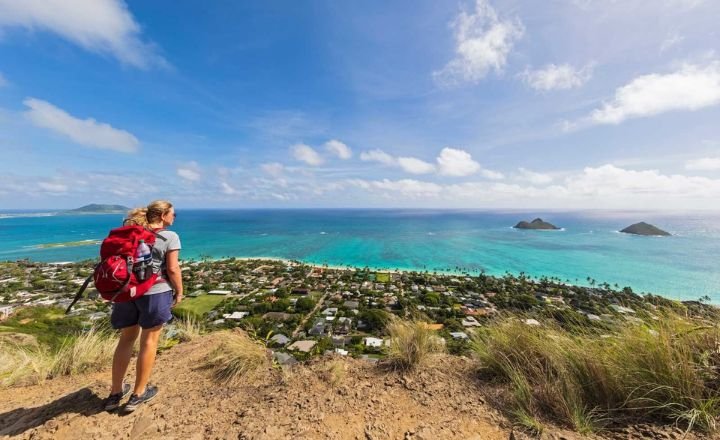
[288,340,317,353]
[262,312,295,321]
[343,300,359,310]
[309,319,326,336]
[208,290,231,295]
[270,334,290,346]
[461,316,481,327]
[335,317,353,334]
[224,311,249,321]
[363,337,384,348]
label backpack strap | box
[144,227,168,241]
[65,273,94,315]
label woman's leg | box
[111,325,140,394]
[133,324,163,395]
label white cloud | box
[291,143,324,166]
[220,182,238,195]
[434,0,523,86]
[360,147,500,179]
[37,181,68,193]
[397,157,436,174]
[562,164,720,200]
[588,61,720,125]
[685,157,720,171]
[0,72,7,87]
[348,178,442,198]
[0,0,166,69]
[436,147,481,176]
[23,98,139,153]
[324,139,352,159]
[261,162,285,177]
[177,162,201,182]
[346,164,720,208]
[516,167,554,184]
[480,169,505,180]
[520,63,593,91]
[360,149,396,165]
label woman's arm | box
[165,249,184,305]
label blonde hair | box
[125,200,173,227]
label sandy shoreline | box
[193,256,475,276]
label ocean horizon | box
[1,208,718,302]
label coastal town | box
[1,257,708,364]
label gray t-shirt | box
[146,230,181,295]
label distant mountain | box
[67,204,129,214]
[514,218,560,230]
[620,222,671,236]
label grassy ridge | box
[0,306,86,350]
[471,313,720,433]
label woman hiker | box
[103,200,183,412]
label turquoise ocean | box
[0,209,718,302]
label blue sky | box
[0,0,719,209]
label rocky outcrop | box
[620,222,671,236]
[514,218,560,230]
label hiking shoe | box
[104,383,131,411]
[124,385,158,412]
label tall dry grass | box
[0,343,53,387]
[386,320,445,371]
[471,314,720,434]
[202,330,270,384]
[0,326,115,387]
[174,315,204,342]
[50,326,116,377]
[321,358,348,387]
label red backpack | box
[65,225,167,314]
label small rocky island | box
[620,222,671,236]
[66,204,129,214]
[514,218,560,230]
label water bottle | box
[135,240,152,281]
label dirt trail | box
[0,333,510,439]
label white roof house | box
[449,332,469,340]
[462,317,481,327]
[363,337,384,348]
[224,311,249,320]
[208,290,232,295]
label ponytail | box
[124,207,149,227]
[124,200,173,227]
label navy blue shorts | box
[110,291,174,329]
